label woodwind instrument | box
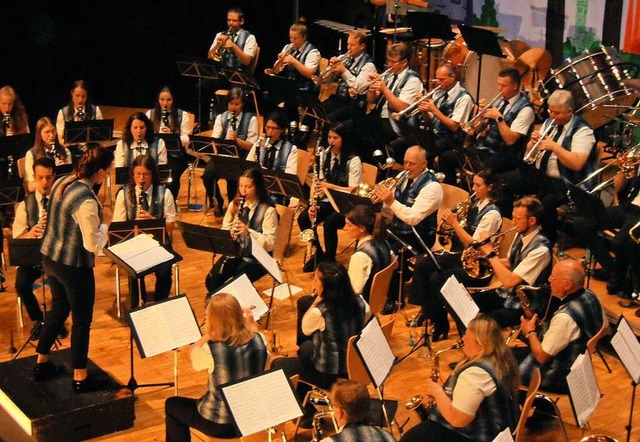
[161,107,170,130]
[524,121,557,165]
[254,136,270,163]
[3,113,12,135]
[391,86,442,121]
[300,146,326,261]
[230,196,246,240]
[308,388,334,442]
[209,26,233,62]
[515,284,543,322]
[76,105,86,121]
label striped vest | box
[220,110,255,158]
[196,334,267,424]
[330,423,396,442]
[391,170,439,244]
[258,139,294,172]
[431,361,518,442]
[483,93,533,158]
[321,151,357,187]
[356,239,392,301]
[148,108,184,134]
[221,29,251,70]
[520,288,603,393]
[336,53,373,109]
[557,116,597,189]
[40,177,99,268]
[312,297,366,375]
[126,138,160,166]
[432,84,471,144]
[121,184,166,221]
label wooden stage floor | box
[0,169,638,441]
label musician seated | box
[165,293,267,440]
[113,155,176,306]
[500,89,597,245]
[202,87,259,211]
[207,7,257,71]
[374,145,443,314]
[473,196,552,328]
[266,22,320,91]
[518,260,604,393]
[25,117,73,193]
[439,68,534,182]
[205,168,277,295]
[299,122,363,271]
[400,315,519,442]
[271,261,366,428]
[319,29,377,123]
[323,379,395,442]
[344,204,392,302]
[416,63,472,183]
[115,112,168,168]
[55,80,103,147]
[409,169,502,340]
[0,85,30,136]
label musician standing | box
[114,112,168,167]
[246,111,298,175]
[202,87,259,210]
[55,80,103,145]
[0,85,30,136]
[298,122,362,271]
[374,145,443,314]
[113,155,176,306]
[439,68,534,181]
[518,260,604,393]
[207,8,257,71]
[25,117,72,193]
[320,30,377,122]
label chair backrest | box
[186,112,196,135]
[362,163,378,186]
[587,309,610,355]
[296,148,312,186]
[273,204,294,262]
[440,183,469,211]
[380,316,395,341]
[17,157,26,179]
[247,46,260,77]
[369,256,399,316]
[497,217,516,258]
[347,335,372,386]
[515,367,541,442]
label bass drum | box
[411,38,446,90]
[441,34,468,69]
[462,51,505,103]
[539,46,639,128]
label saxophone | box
[405,342,464,421]
[309,388,334,442]
[515,284,543,322]
[299,147,325,244]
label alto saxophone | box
[516,284,544,324]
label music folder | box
[104,233,181,278]
[209,273,269,320]
[611,316,640,384]
[566,351,602,428]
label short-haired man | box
[208,8,257,71]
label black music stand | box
[185,136,219,212]
[221,68,262,118]
[407,12,455,88]
[296,92,331,127]
[176,56,220,129]
[325,188,379,214]
[157,133,183,157]
[178,221,239,259]
[64,119,114,144]
[0,134,33,181]
[458,25,506,103]
[261,169,305,205]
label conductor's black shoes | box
[33,361,59,382]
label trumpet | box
[209,26,233,62]
[460,92,503,134]
[391,86,442,121]
[436,192,475,252]
[524,121,557,165]
[630,220,640,244]
[351,169,408,204]
[350,68,393,97]
[313,52,352,85]
[268,45,297,75]
[461,226,518,279]
[578,143,640,193]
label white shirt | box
[301,296,371,335]
[431,82,474,124]
[348,235,374,295]
[12,191,48,238]
[114,138,168,167]
[24,148,73,185]
[144,109,191,147]
[209,29,258,59]
[380,67,423,118]
[340,53,377,91]
[221,198,278,252]
[212,111,259,145]
[388,171,443,226]
[112,184,176,224]
[55,106,104,144]
[451,366,497,417]
[541,311,581,356]
[246,139,298,175]
[471,199,502,241]
[503,93,535,136]
[507,227,552,286]
[72,179,109,255]
[280,42,321,73]
[319,151,363,187]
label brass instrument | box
[461,226,518,279]
[391,86,443,121]
[405,342,464,421]
[436,192,476,251]
[578,143,640,193]
[350,68,393,97]
[269,45,297,75]
[524,121,557,165]
[351,169,408,204]
[209,26,233,62]
[230,195,246,240]
[313,52,352,85]
[460,92,503,134]
[630,220,640,244]
[515,284,543,321]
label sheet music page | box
[129,296,201,358]
[222,370,303,436]
[125,247,174,273]
[440,275,480,327]
[355,319,395,388]
[108,234,174,273]
[566,352,601,427]
[611,317,640,383]
[492,427,515,442]
[212,274,269,320]
[251,238,283,283]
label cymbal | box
[515,48,552,88]
[474,25,506,34]
[623,78,640,91]
[379,27,412,35]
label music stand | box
[407,12,455,88]
[176,56,220,129]
[0,133,33,181]
[325,188,379,214]
[221,68,263,119]
[263,74,299,113]
[212,138,240,157]
[64,119,114,144]
[156,133,183,158]
[261,169,306,205]
[458,25,506,103]
[185,136,220,211]
[296,92,331,127]
[177,221,239,258]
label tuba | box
[460,226,518,279]
[436,192,476,253]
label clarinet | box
[136,137,143,154]
[3,113,12,135]
[161,107,170,130]
[137,190,146,217]
[76,105,86,121]
[230,196,246,240]
[255,136,270,164]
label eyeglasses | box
[385,58,403,64]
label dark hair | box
[327,122,355,158]
[498,68,521,87]
[150,86,180,133]
[65,80,96,120]
[346,204,387,240]
[227,7,244,20]
[513,196,544,225]
[331,379,371,424]
[316,261,358,314]
[265,111,288,139]
[32,117,68,161]
[475,168,501,203]
[59,147,113,196]
[126,155,159,205]
[227,87,246,104]
[230,168,271,218]
[123,112,155,146]
[32,156,56,173]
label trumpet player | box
[439,68,534,182]
[25,117,72,193]
[114,112,168,167]
[400,316,519,442]
[500,90,596,245]
[320,30,377,122]
[205,168,277,295]
[207,8,257,71]
[113,155,176,306]
[266,22,320,90]
[298,122,362,271]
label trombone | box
[523,121,557,165]
[577,143,640,193]
[460,92,502,134]
[391,86,442,121]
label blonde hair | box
[206,293,254,346]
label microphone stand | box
[386,228,417,320]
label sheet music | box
[566,352,601,428]
[355,318,395,388]
[108,234,174,273]
[211,274,269,320]
[492,427,515,442]
[611,316,640,383]
[440,275,480,327]
[222,369,303,436]
[251,238,283,283]
[128,296,201,358]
